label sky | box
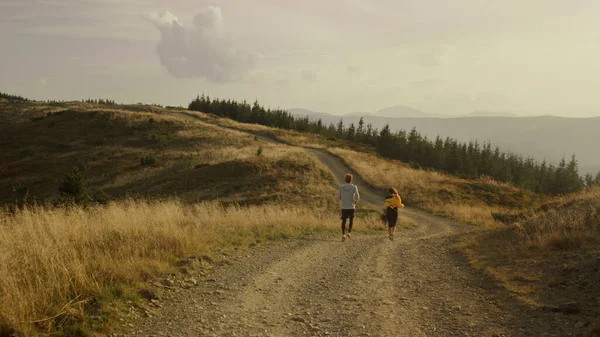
[1,0,600,117]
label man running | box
[339,173,360,242]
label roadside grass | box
[516,187,600,250]
[460,188,600,328]
[0,200,381,335]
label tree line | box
[189,95,600,195]
[0,93,118,105]
[82,98,116,105]
[0,92,29,101]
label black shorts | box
[387,215,398,228]
[341,209,355,219]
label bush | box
[140,155,157,166]
[59,167,88,204]
[256,147,263,157]
[409,162,422,170]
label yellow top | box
[384,194,405,209]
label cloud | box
[144,7,256,82]
[302,69,318,82]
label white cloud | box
[144,7,257,82]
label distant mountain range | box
[289,106,518,119]
[373,106,443,118]
[288,107,600,175]
[467,110,518,118]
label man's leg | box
[341,218,347,235]
[348,217,354,234]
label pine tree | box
[347,123,356,141]
[377,124,393,157]
[59,167,88,204]
[336,119,345,138]
[356,117,365,141]
[585,173,594,190]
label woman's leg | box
[388,216,397,240]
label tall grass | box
[328,148,446,191]
[515,188,600,250]
[0,200,372,335]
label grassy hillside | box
[0,100,336,209]
[0,100,385,335]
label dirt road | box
[128,113,578,336]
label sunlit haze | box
[1,0,600,117]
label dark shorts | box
[387,215,398,228]
[341,209,355,219]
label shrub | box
[410,162,422,170]
[59,167,88,204]
[140,155,157,167]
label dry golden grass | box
[0,200,380,335]
[181,111,327,148]
[515,187,600,250]
[434,203,502,228]
[328,148,446,190]
[459,188,600,324]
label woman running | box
[384,187,404,241]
